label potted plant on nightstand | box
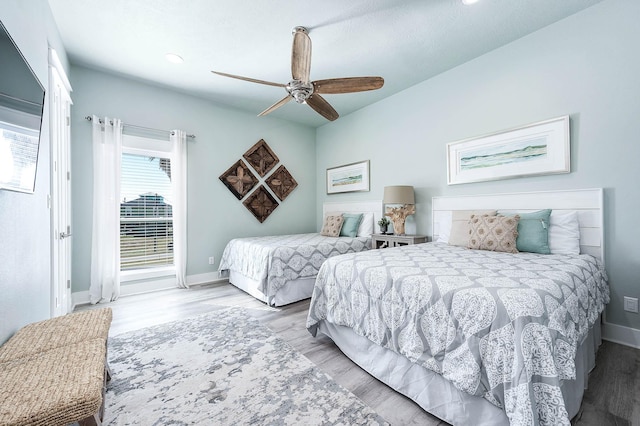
[378,217,390,234]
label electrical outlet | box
[624,296,639,313]
[208,256,215,265]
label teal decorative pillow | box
[340,213,364,237]
[509,209,552,254]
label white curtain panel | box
[89,116,122,304]
[171,130,188,288]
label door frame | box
[49,48,73,317]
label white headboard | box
[322,200,383,234]
[432,188,604,263]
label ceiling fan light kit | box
[212,26,384,121]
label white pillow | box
[357,212,374,237]
[548,211,580,255]
[324,211,374,237]
[435,211,453,243]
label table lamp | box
[383,185,415,235]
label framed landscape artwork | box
[447,115,570,185]
[326,160,370,194]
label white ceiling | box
[47,0,602,128]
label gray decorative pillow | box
[448,210,497,246]
[320,215,344,237]
[468,214,520,253]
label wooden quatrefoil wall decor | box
[243,139,279,177]
[219,160,258,200]
[221,138,298,223]
[243,185,279,223]
[266,165,298,201]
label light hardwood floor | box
[77,282,640,426]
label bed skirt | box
[228,270,316,306]
[316,316,602,425]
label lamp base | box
[385,204,416,236]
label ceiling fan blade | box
[258,95,293,117]
[211,71,285,88]
[313,77,384,94]
[291,27,312,83]
[306,94,339,121]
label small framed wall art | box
[219,159,258,200]
[446,115,570,185]
[243,185,279,223]
[243,139,279,177]
[326,160,370,194]
[266,165,298,201]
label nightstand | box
[371,234,428,249]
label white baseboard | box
[602,321,640,349]
[186,272,224,286]
[71,272,226,310]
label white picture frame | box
[326,160,370,194]
[447,116,570,185]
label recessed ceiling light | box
[462,0,480,4]
[165,53,184,64]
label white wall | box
[316,0,640,335]
[69,66,317,295]
[0,0,70,343]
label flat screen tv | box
[0,19,46,194]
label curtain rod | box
[84,115,195,139]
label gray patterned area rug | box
[105,307,388,425]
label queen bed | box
[218,200,382,306]
[306,189,609,425]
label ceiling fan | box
[211,26,384,121]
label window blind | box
[120,153,173,271]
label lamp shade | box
[383,185,415,204]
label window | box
[120,135,175,280]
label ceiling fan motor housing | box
[287,79,314,103]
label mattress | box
[306,242,610,425]
[218,233,370,305]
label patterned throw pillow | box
[468,214,520,253]
[320,215,344,237]
[448,210,498,246]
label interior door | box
[49,50,73,317]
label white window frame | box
[120,134,176,283]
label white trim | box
[186,272,224,286]
[71,272,225,309]
[48,48,72,93]
[121,266,175,282]
[602,321,640,349]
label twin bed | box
[221,189,609,425]
[218,200,383,306]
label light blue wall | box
[70,66,317,293]
[0,0,69,343]
[316,0,640,331]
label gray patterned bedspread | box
[218,233,370,299]
[306,242,609,426]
